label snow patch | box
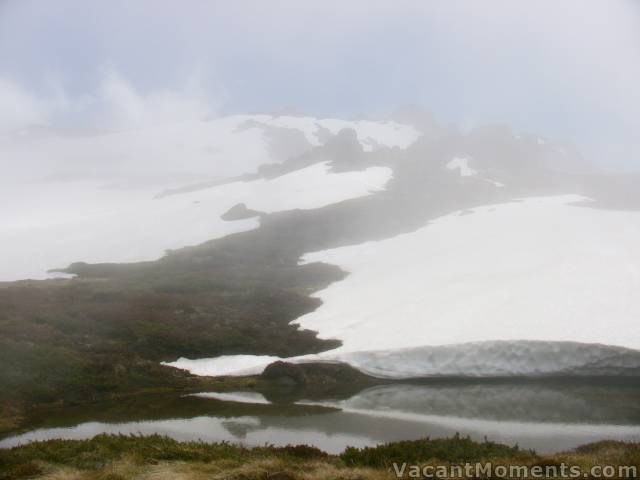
[323,342,640,378]
[1,111,413,281]
[446,157,477,176]
[169,340,640,378]
[163,355,283,377]
[2,115,418,185]
[295,195,640,353]
[487,179,505,187]
[250,115,421,152]
[170,195,640,378]
[0,162,391,281]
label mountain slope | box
[2,112,640,421]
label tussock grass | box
[1,434,639,480]
[340,433,536,468]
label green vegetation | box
[341,434,535,468]
[0,434,329,479]
[0,244,343,435]
[0,137,514,436]
[1,434,639,480]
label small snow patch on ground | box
[163,355,282,377]
[485,178,505,187]
[446,157,477,176]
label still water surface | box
[2,382,639,454]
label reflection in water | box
[0,416,377,454]
[305,383,640,424]
[191,391,271,404]
[2,382,639,454]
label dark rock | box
[261,360,378,391]
[323,128,367,172]
[221,203,263,221]
[261,361,307,386]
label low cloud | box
[0,78,51,132]
[92,70,218,130]
[0,69,220,134]
[0,0,638,167]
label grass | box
[0,253,343,435]
[1,434,639,480]
[340,434,536,467]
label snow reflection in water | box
[2,382,639,454]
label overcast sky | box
[0,0,639,168]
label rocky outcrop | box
[221,203,263,221]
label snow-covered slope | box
[1,114,416,281]
[296,195,640,352]
[291,195,640,376]
[0,162,391,280]
[5,112,640,378]
[251,115,420,151]
[2,115,419,182]
[167,194,640,378]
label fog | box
[1,1,639,171]
[0,1,639,280]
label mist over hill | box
[2,109,638,387]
